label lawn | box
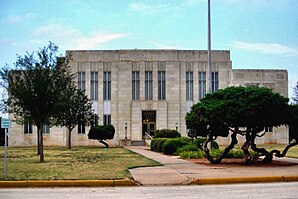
[0,147,161,180]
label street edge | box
[0,179,138,188]
[191,176,298,185]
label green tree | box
[54,83,94,149]
[0,42,72,162]
[292,82,298,104]
[88,125,115,148]
[186,86,294,164]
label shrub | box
[156,138,168,152]
[180,151,204,159]
[176,144,200,154]
[154,129,181,138]
[209,149,222,158]
[162,137,191,155]
[193,137,219,149]
[150,138,168,152]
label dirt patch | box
[187,158,298,167]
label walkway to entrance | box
[125,146,298,186]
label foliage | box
[54,86,94,149]
[0,42,73,162]
[192,137,219,149]
[150,138,168,152]
[292,82,298,104]
[176,143,200,154]
[185,86,293,164]
[180,150,204,159]
[154,129,181,138]
[162,137,191,155]
[88,125,115,148]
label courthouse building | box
[6,50,289,146]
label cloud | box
[2,12,35,24]
[129,2,168,14]
[74,33,129,50]
[32,23,129,50]
[231,41,298,57]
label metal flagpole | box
[207,0,212,149]
[207,0,212,94]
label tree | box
[186,86,295,164]
[88,125,115,148]
[0,42,72,162]
[292,82,298,104]
[54,84,94,149]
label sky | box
[0,0,298,99]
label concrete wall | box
[7,50,289,146]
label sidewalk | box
[125,146,298,186]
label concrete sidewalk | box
[125,146,298,186]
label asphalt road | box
[1,182,298,199]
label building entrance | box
[142,111,156,138]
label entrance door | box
[142,111,156,138]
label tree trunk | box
[68,128,72,149]
[98,139,109,148]
[37,126,40,155]
[37,126,44,163]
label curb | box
[191,176,298,185]
[0,179,137,188]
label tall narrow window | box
[211,72,219,93]
[24,122,33,134]
[199,72,206,100]
[103,72,111,100]
[91,72,98,101]
[132,71,140,100]
[103,114,111,125]
[265,126,273,133]
[158,71,166,100]
[43,124,50,134]
[145,71,153,100]
[78,121,85,134]
[77,72,85,92]
[186,72,193,100]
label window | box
[104,114,111,125]
[78,121,85,134]
[103,72,111,100]
[24,122,33,134]
[186,72,193,100]
[43,124,50,134]
[211,72,219,93]
[91,72,98,101]
[145,71,153,100]
[132,71,140,100]
[198,72,206,100]
[265,126,273,133]
[77,72,85,92]
[158,71,166,100]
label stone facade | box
[6,50,289,146]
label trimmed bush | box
[176,143,200,154]
[162,137,191,155]
[154,129,181,138]
[180,151,204,159]
[193,137,219,149]
[150,138,168,152]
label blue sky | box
[1,0,298,97]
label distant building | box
[6,50,289,147]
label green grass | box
[0,147,161,181]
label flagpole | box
[207,0,212,94]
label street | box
[1,182,298,199]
